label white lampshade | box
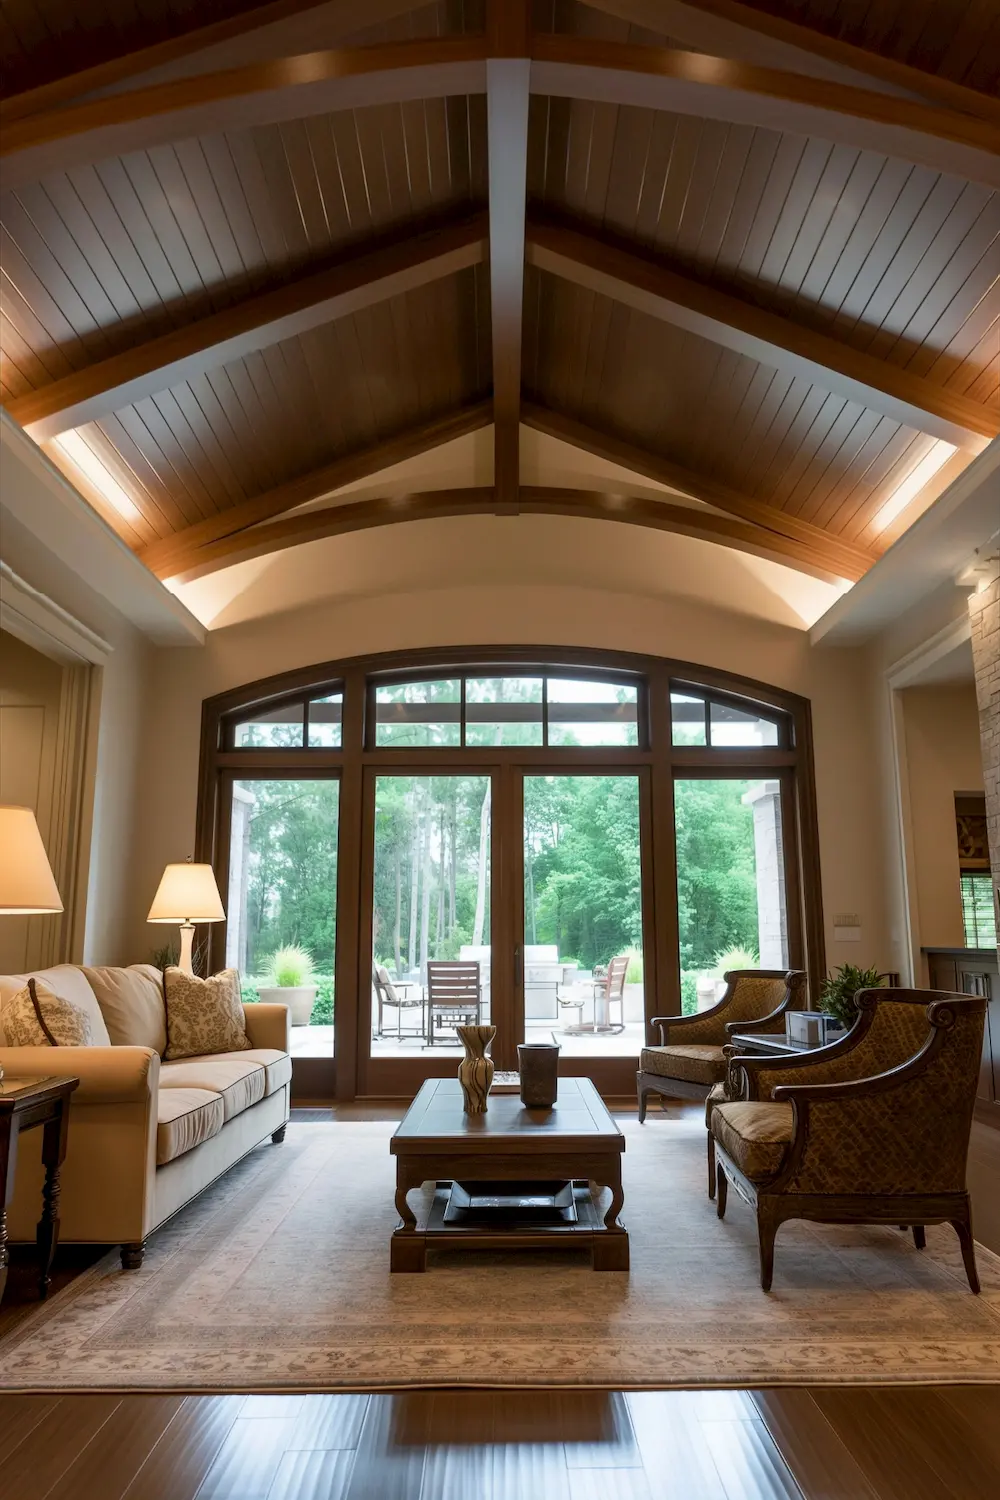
[148,862,225,924]
[0,805,63,914]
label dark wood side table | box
[0,1074,79,1304]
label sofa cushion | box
[163,967,250,1061]
[83,965,167,1053]
[159,1057,266,1121]
[1,978,96,1047]
[712,1101,794,1182]
[640,1044,727,1085]
[0,965,111,1047]
[157,1088,225,1166]
[182,1048,291,1098]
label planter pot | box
[258,985,316,1026]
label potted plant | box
[820,963,885,1034]
[258,944,317,1026]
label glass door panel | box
[674,777,789,1016]
[369,774,492,1057]
[522,774,645,1058]
[225,778,340,1059]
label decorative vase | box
[517,1041,560,1107]
[456,1024,495,1113]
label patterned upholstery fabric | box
[641,1044,726,1084]
[743,1000,932,1101]
[712,1102,793,1181]
[163,968,251,1061]
[2,979,95,1047]
[656,973,794,1046]
[783,1003,985,1197]
[704,1080,728,1127]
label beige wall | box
[130,581,890,983]
[898,684,983,970]
[0,629,64,971]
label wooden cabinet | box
[926,949,999,1127]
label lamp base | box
[178,922,196,975]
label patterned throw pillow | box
[3,978,95,1047]
[163,967,251,1061]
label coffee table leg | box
[592,1165,629,1271]
[391,1163,425,1272]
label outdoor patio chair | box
[712,989,987,1292]
[372,963,424,1041]
[426,960,482,1046]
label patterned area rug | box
[3,1118,999,1391]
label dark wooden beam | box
[529,35,1000,190]
[6,213,488,442]
[521,401,877,582]
[0,36,489,192]
[486,1,531,514]
[139,399,494,578]
[525,217,998,451]
[160,483,866,584]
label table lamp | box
[148,860,225,974]
[0,805,64,915]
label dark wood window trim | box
[195,645,824,1100]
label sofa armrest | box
[0,1045,159,1103]
[243,1003,290,1053]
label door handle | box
[514,944,523,988]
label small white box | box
[786,1011,825,1047]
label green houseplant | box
[820,963,885,1031]
[258,944,317,1027]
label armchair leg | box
[757,1203,778,1293]
[715,1163,727,1219]
[912,1225,926,1250]
[637,1075,648,1123]
[120,1241,145,1271]
[952,1203,980,1294]
[707,1132,716,1200]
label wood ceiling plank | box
[525,215,999,448]
[530,35,1000,189]
[486,0,530,514]
[160,480,867,583]
[4,210,488,440]
[138,396,493,576]
[521,398,877,579]
[1,37,490,192]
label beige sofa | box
[0,963,290,1268]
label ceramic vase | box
[456,1024,496,1113]
[517,1041,560,1107]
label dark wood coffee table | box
[389,1076,627,1272]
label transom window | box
[372,673,640,749]
[670,687,787,749]
[231,690,343,749]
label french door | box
[357,764,653,1098]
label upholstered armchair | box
[637,969,806,1121]
[711,989,987,1292]
[704,982,934,1200]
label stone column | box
[968,566,1000,965]
[743,781,788,968]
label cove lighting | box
[870,438,957,536]
[54,430,144,526]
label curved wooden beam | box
[157,483,868,584]
[0,36,489,192]
[138,398,494,578]
[530,37,1000,190]
[525,217,997,451]
[5,32,998,193]
[522,402,877,582]
[6,212,488,443]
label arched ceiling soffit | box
[2,0,997,596]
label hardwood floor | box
[0,1386,997,1500]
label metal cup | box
[517,1041,560,1107]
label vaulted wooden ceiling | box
[2,0,998,590]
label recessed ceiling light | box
[870,439,957,536]
[53,430,144,526]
